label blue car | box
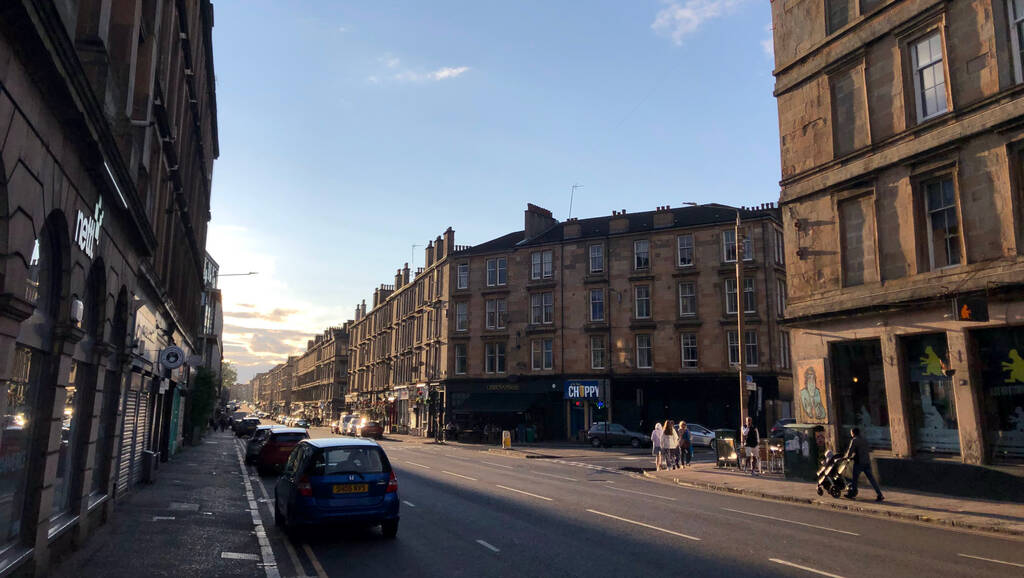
[274,438,400,538]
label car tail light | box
[386,471,398,493]
[297,475,313,497]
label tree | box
[190,367,218,431]
[221,360,238,390]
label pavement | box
[50,426,1024,577]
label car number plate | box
[333,484,368,494]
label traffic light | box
[953,296,989,322]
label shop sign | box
[564,379,601,399]
[796,359,828,424]
[487,383,520,392]
[74,198,104,259]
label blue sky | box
[208,0,781,381]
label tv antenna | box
[568,183,584,219]
[411,244,420,268]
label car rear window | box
[311,447,389,475]
[271,433,307,443]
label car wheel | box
[381,519,399,539]
[630,438,641,448]
[590,437,602,448]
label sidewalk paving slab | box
[51,431,272,578]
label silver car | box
[685,423,715,448]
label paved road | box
[238,429,1023,578]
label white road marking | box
[403,501,417,508]
[601,484,676,501]
[233,440,281,578]
[442,470,478,481]
[302,544,329,578]
[404,461,432,469]
[769,558,845,578]
[482,461,514,469]
[495,485,554,501]
[532,471,579,482]
[723,508,859,536]
[476,539,500,553]
[586,509,700,541]
[151,516,176,521]
[957,553,1024,568]
[221,552,261,561]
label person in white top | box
[651,423,664,471]
[661,420,680,470]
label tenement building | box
[771,0,1024,467]
[0,0,218,573]
[347,205,790,440]
[293,325,350,424]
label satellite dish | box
[159,346,185,369]
[187,354,203,367]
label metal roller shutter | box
[131,392,150,485]
[117,390,138,496]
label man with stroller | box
[844,427,884,502]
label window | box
[486,257,507,286]
[455,302,468,331]
[677,234,694,267]
[531,292,554,324]
[485,298,506,329]
[681,333,698,368]
[636,334,652,368]
[1010,0,1024,82]
[589,244,604,273]
[531,250,553,280]
[826,0,850,34]
[723,230,752,262]
[678,282,696,317]
[634,239,650,269]
[774,228,785,265]
[589,289,605,321]
[725,279,738,315]
[485,342,506,373]
[634,285,651,319]
[777,278,787,317]
[728,331,740,365]
[455,344,467,374]
[745,330,759,366]
[591,336,606,369]
[912,32,948,122]
[532,339,554,370]
[779,332,791,369]
[743,278,756,313]
[456,263,469,289]
[924,177,961,269]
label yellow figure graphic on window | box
[1002,349,1024,384]
[920,346,945,377]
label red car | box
[255,428,309,474]
[356,420,384,440]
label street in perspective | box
[2,0,1024,577]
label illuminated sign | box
[564,379,601,399]
[74,198,104,259]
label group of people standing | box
[651,420,694,470]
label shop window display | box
[903,334,959,454]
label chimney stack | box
[524,203,557,240]
[402,262,410,285]
[425,240,434,267]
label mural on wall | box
[796,359,828,424]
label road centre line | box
[404,461,432,469]
[532,471,579,482]
[768,558,845,578]
[476,539,500,553]
[586,509,700,541]
[302,544,329,578]
[722,508,859,536]
[481,461,514,469]
[495,485,554,501]
[601,483,676,501]
[402,501,416,508]
[957,553,1024,568]
[442,470,478,481]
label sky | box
[207,0,782,383]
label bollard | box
[502,430,511,449]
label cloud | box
[393,65,470,83]
[761,24,774,59]
[223,308,299,322]
[429,66,470,80]
[338,26,347,33]
[379,54,401,69]
[651,0,742,45]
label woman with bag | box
[662,420,679,470]
[651,422,664,471]
[679,421,693,467]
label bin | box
[783,424,822,481]
[525,427,536,443]
[713,429,739,468]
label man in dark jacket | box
[844,427,884,502]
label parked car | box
[246,425,285,464]
[235,417,261,437]
[333,414,352,434]
[587,423,651,448]
[256,428,310,474]
[770,418,797,439]
[356,420,384,440]
[274,438,399,537]
[294,419,310,429]
[685,423,716,448]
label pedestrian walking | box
[844,427,884,502]
[741,416,759,475]
[679,421,693,467]
[662,420,679,469]
[651,423,664,471]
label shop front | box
[446,380,563,442]
[973,326,1024,461]
[901,333,959,455]
[831,340,891,450]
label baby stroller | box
[816,450,850,498]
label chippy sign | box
[564,379,601,399]
[75,198,104,259]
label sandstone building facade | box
[772,0,1024,465]
[293,325,349,424]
